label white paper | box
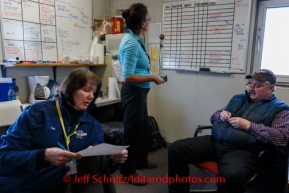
[149,23,162,43]
[94,43,104,64]
[149,44,161,75]
[0,78,13,83]
[77,143,129,157]
[108,77,120,99]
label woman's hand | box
[110,149,128,164]
[152,75,165,85]
[44,148,81,166]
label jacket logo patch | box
[75,130,87,139]
[51,126,55,130]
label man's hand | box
[228,117,250,130]
[110,149,128,164]
[44,148,81,166]
[220,110,232,122]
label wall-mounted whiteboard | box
[0,0,92,61]
[162,0,252,73]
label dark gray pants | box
[120,82,150,176]
[65,156,116,193]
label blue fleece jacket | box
[118,30,151,88]
[0,99,104,192]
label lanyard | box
[56,100,81,151]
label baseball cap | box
[245,69,276,85]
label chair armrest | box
[194,125,212,137]
[257,148,278,171]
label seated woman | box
[0,67,127,193]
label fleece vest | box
[212,93,289,153]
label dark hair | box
[55,67,102,110]
[122,3,148,35]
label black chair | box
[190,125,288,193]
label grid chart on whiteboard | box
[162,1,237,70]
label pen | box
[57,142,78,165]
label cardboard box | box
[0,83,16,102]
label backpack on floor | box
[148,116,167,151]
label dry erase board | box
[162,0,251,73]
[0,0,92,61]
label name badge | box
[66,161,77,175]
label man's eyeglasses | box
[246,83,270,90]
[145,16,151,21]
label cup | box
[93,56,99,64]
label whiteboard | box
[23,22,41,41]
[1,0,22,20]
[4,40,25,59]
[23,0,40,23]
[0,0,92,61]
[162,0,252,73]
[3,19,23,40]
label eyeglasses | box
[145,16,151,21]
[246,83,270,90]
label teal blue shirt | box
[118,30,151,88]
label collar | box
[127,29,146,48]
[59,98,84,125]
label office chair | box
[190,125,288,193]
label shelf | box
[0,63,107,80]
[11,63,106,67]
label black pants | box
[168,135,258,193]
[120,83,150,176]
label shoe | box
[122,173,147,186]
[136,160,158,170]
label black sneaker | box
[136,160,158,170]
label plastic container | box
[111,17,123,34]
[15,85,20,100]
[7,86,16,101]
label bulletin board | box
[0,0,92,61]
[162,0,252,73]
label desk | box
[22,98,121,109]
[95,97,121,107]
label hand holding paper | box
[77,143,129,157]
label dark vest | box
[212,93,289,153]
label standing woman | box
[118,3,165,185]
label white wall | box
[93,0,111,20]
[111,0,289,143]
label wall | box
[1,0,111,103]
[111,0,289,143]
[93,0,111,20]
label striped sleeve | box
[210,105,228,125]
[248,110,289,147]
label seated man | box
[168,69,289,193]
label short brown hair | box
[56,67,102,110]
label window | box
[254,0,289,83]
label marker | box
[57,142,78,165]
[161,75,168,82]
[211,71,226,73]
[40,60,63,63]
[19,60,37,63]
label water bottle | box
[7,86,16,101]
[15,85,20,100]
